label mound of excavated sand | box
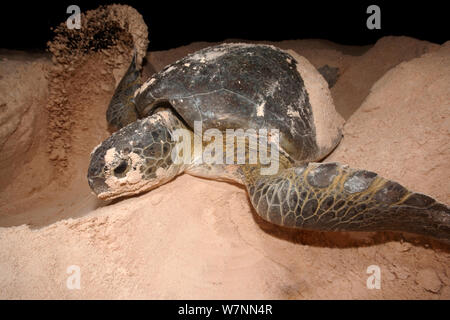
[331,36,439,119]
[0,5,149,226]
[46,4,148,173]
[327,41,450,204]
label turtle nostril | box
[113,160,129,177]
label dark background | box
[1,0,448,51]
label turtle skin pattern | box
[247,162,450,241]
[106,52,141,131]
[88,115,178,195]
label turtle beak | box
[87,175,109,196]
[87,152,110,197]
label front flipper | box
[247,162,450,242]
[106,51,141,130]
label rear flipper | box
[248,162,450,242]
[106,51,141,130]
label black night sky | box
[1,0,448,51]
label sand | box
[0,6,449,300]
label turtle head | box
[87,111,187,200]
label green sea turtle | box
[88,43,450,242]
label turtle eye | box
[113,160,129,177]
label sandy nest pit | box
[0,5,449,299]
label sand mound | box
[327,41,450,203]
[331,36,439,119]
[47,4,148,173]
[0,5,149,226]
[0,5,448,299]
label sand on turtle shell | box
[286,49,344,161]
